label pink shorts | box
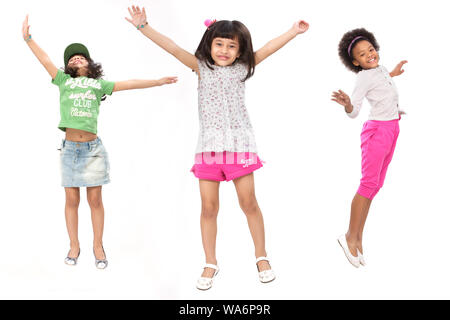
[358,119,400,200]
[191,152,263,181]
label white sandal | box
[256,257,276,283]
[196,263,219,291]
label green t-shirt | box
[52,70,115,134]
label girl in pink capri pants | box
[332,28,407,268]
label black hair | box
[338,28,380,73]
[195,20,255,81]
[64,54,107,100]
[64,55,104,79]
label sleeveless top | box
[196,59,257,153]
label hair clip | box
[204,19,216,29]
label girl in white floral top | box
[126,5,309,290]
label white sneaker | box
[357,249,366,266]
[256,257,276,283]
[196,264,219,291]
[337,235,360,268]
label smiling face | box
[210,37,241,66]
[351,40,379,70]
[67,54,89,75]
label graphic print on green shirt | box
[52,70,115,134]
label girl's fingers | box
[300,21,309,29]
[331,99,344,105]
[128,7,133,17]
[397,61,407,69]
[125,17,132,24]
[338,90,349,98]
[332,92,344,98]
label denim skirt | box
[60,137,110,187]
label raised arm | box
[390,60,408,77]
[125,6,198,73]
[254,20,309,66]
[113,77,178,92]
[22,15,58,79]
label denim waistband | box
[62,137,102,150]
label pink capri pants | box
[357,119,400,200]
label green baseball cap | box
[64,43,90,66]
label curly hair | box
[64,55,104,79]
[64,55,107,100]
[338,28,380,73]
[195,20,255,81]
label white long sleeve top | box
[347,65,401,120]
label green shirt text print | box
[52,70,115,134]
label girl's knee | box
[65,194,80,208]
[87,194,103,209]
[201,202,219,219]
[239,196,259,215]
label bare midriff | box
[65,128,97,142]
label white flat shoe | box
[196,264,219,291]
[64,249,80,266]
[357,249,366,266]
[256,257,276,283]
[94,247,108,270]
[337,235,360,268]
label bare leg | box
[357,197,372,254]
[65,187,81,258]
[199,180,221,278]
[346,193,372,257]
[233,173,270,272]
[87,186,106,260]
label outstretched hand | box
[22,15,31,41]
[159,77,178,86]
[390,60,408,77]
[292,20,309,35]
[331,90,351,108]
[125,5,148,28]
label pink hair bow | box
[204,19,216,29]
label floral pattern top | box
[195,59,257,153]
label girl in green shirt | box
[23,15,177,269]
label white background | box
[0,0,449,300]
